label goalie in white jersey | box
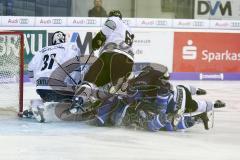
[74,10,135,109]
[28,31,81,102]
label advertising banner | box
[133,29,173,71]
[172,19,209,29]
[194,0,240,20]
[0,27,237,80]
[21,30,47,63]
[67,17,101,27]
[2,16,35,26]
[136,18,172,28]
[1,16,240,30]
[173,32,240,72]
[14,30,47,71]
[209,20,240,30]
[35,17,67,26]
[46,29,174,71]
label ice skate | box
[23,99,44,121]
[22,109,34,119]
[30,102,62,123]
[214,100,226,108]
[32,105,45,123]
[196,88,207,95]
[195,101,214,130]
[196,112,209,130]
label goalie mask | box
[108,10,122,19]
[52,31,66,45]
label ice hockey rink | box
[0,80,240,160]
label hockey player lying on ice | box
[25,63,225,131]
[92,65,226,131]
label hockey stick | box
[81,50,95,72]
[77,50,95,85]
[51,55,78,85]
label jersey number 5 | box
[41,54,56,71]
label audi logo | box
[19,18,29,24]
[52,19,63,24]
[193,21,204,27]
[86,19,96,24]
[231,22,240,27]
[156,20,167,26]
[215,22,229,27]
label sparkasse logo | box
[182,40,197,60]
[182,40,240,62]
[174,32,240,72]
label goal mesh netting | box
[0,32,24,115]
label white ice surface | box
[0,81,240,160]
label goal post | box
[0,31,24,115]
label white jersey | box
[28,42,81,91]
[100,17,134,60]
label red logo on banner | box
[173,32,240,72]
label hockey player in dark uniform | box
[71,10,135,113]
[94,64,226,131]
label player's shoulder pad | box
[104,19,117,30]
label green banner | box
[16,30,47,71]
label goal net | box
[0,32,24,115]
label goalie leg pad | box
[23,99,44,119]
[32,102,61,123]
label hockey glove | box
[92,31,106,51]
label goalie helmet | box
[52,31,66,45]
[108,10,122,19]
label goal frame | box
[0,31,24,115]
